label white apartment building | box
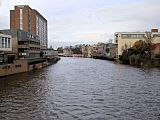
[115,29,160,57]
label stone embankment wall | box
[0,60,28,77]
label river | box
[0,57,160,120]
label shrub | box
[129,54,136,66]
[121,51,129,64]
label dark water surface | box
[0,57,160,120]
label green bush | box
[129,54,136,65]
[121,51,129,64]
[135,54,141,66]
[129,54,141,66]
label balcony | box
[18,45,29,49]
[20,48,40,53]
[29,44,40,48]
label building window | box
[8,38,10,48]
[0,37,2,48]
[28,9,31,32]
[36,16,39,35]
[153,34,160,37]
[0,37,11,48]
[121,34,128,38]
[20,9,23,30]
[15,64,22,68]
[2,37,5,48]
[0,54,3,63]
[5,37,7,48]
[121,34,145,39]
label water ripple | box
[0,57,160,120]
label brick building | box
[10,5,47,49]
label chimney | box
[151,28,158,32]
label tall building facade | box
[10,5,47,49]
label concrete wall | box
[0,60,28,77]
[0,59,49,77]
[28,61,48,71]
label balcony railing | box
[18,45,29,49]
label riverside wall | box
[0,57,60,77]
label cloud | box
[48,0,160,47]
[1,0,160,48]
[0,0,2,5]
[0,15,9,29]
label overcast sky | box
[0,0,160,48]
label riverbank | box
[92,56,160,68]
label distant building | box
[63,48,73,57]
[82,45,88,57]
[57,47,63,53]
[82,45,93,58]
[106,43,118,59]
[92,43,107,58]
[41,49,58,58]
[115,28,160,57]
[87,45,93,58]
[41,48,59,63]
[10,5,48,49]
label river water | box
[0,57,160,120]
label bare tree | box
[108,38,113,43]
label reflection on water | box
[0,57,160,120]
